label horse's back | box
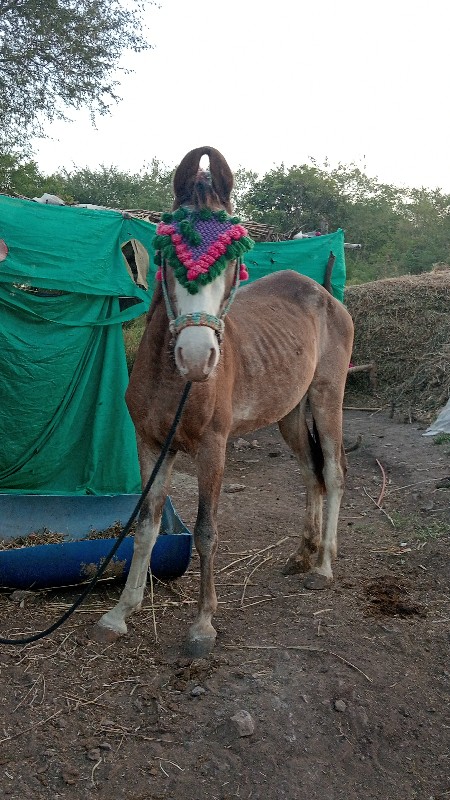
[233,269,352,334]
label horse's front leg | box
[186,433,227,657]
[92,442,177,642]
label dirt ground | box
[0,410,449,800]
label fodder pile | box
[345,269,450,423]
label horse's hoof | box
[282,555,309,576]
[90,622,124,644]
[303,572,332,591]
[184,636,216,658]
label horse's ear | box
[173,147,205,207]
[208,148,234,207]
[172,147,234,210]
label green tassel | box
[173,207,187,221]
[161,212,173,223]
[154,251,161,266]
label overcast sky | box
[33,0,450,191]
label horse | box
[93,146,354,656]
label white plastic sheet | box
[423,397,450,436]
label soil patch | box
[0,411,448,800]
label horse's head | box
[153,147,253,382]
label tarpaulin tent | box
[0,195,154,495]
[243,228,346,302]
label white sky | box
[33,0,450,191]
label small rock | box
[251,440,260,448]
[233,438,251,450]
[268,451,282,458]
[9,590,38,606]
[87,747,101,761]
[334,699,347,712]
[98,742,112,751]
[191,685,206,697]
[436,476,450,489]
[224,484,246,493]
[62,765,80,785]
[230,710,255,737]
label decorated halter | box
[153,207,254,342]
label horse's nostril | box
[207,347,217,371]
[177,347,185,369]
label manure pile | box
[345,269,450,423]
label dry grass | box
[345,269,450,422]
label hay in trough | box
[345,269,450,423]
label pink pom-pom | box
[187,268,198,281]
[157,222,175,236]
[155,268,162,281]
[172,233,182,244]
[239,264,249,281]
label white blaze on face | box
[173,274,226,381]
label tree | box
[240,164,344,235]
[43,159,174,209]
[0,152,42,196]
[0,0,153,149]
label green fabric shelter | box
[243,228,346,301]
[0,195,346,496]
[0,196,154,495]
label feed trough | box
[0,494,192,590]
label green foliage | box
[43,159,174,209]
[0,152,45,196]
[240,163,343,236]
[241,159,450,283]
[232,166,259,215]
[123,315,146,374]
[390,512,449,542]
[0,0,153,149]
[433,433,450,445]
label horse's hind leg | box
[93,440,177,642]
[278,397,325,576]
[304,384,347,590]
[186,432,227,658]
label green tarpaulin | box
[0,195,346,496]
[243,228,346,302]
[0,196,154,495]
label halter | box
[160,257,241,345]
[153,207,254,344]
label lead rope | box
[0,381,192,647]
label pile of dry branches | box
[345,268,450,423]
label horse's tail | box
[307,419,326,490]
[307,420,347,490]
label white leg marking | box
[97,448,176,636]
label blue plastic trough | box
[0,494,192,590]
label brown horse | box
[94,146,354,656]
